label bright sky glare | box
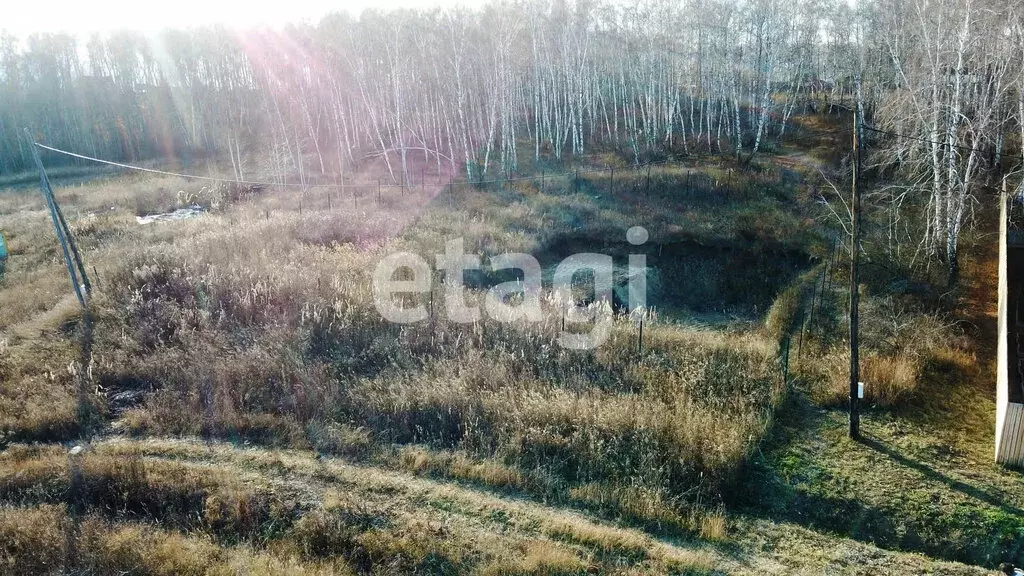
[2,0,470,38]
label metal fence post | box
[637,315,644,355]
[782,337,791,384]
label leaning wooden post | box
[27,130,87,307]
[52,197,91,297]
[27,130,95,439]
[849,106,863,440]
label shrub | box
[697,509,728,541]
[807,300,957,409]
[814,350,920,407]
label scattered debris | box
[107,389,147,416]
[136,204,206,225]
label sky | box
[2,0,468,38]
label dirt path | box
[94,436,991,575]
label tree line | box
[1,0,858,181]
[1,0,1022,282]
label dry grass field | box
[0,123,1016,574]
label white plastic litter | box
[136,204,206,225]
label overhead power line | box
[34,142,337,189]
[32,141,680,190]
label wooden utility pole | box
[849,107,862,440]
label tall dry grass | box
[0,439,720,575]
[76,180,787,526]
[804,297,960,408]
[1,164,802,539]
[814,350,920,407]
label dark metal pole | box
[637,316,643,355]
[782,337,791,384]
